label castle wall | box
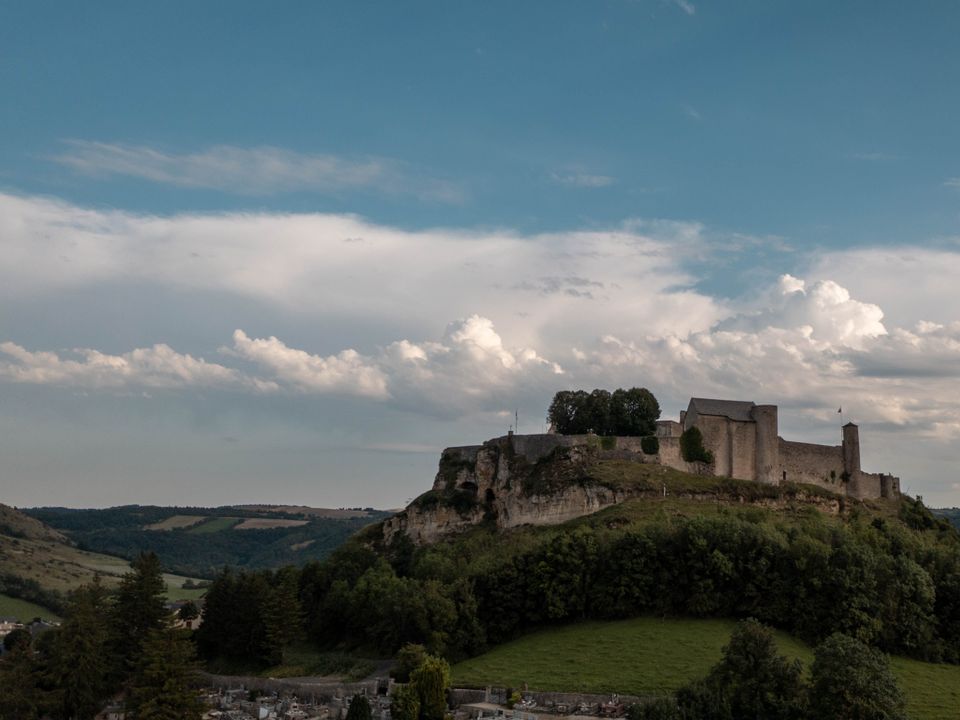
[730,420,758,481]
[697,414,733,477]
[778,439,845,490]
[501,433,587,464]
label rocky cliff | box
[382,433,850,546]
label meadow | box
[451,617,960,720]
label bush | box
[680,427,713,464]
[640,436,659,455]
[808,633,907,720]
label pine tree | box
[0,639,45,720]
[263,566,303,665]
[112,552,168,674]
[126,623,204,720]
[52,578,113,720]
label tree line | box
[0,553,203,720]
[194,496,960,670]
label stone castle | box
[656,398,900,500]
[382,396,901,545]
[504,397,899,501]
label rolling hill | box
[24,504,392,578]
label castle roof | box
[689,397,757,422]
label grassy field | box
[0,592,61,622]
[451,617,960,720]
[145,514,206,531]
[187,516,240,534]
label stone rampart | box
[778,439,845,490]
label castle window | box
[782,471,787,482]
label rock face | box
[382,432,852,546]
[382,434,641,545]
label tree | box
[390,683,421,720]
[610,387,661,436]
[112,552,168,674]
[263,566,303,665]
[126,624,203,720]
[345,694,372,720]
[177,601,199,624]
[51,579,113,720]
[808,633,907,720]
[0,640,45,720]
[680,426,713,463]
[392,643,427,683]
[548,387,660,436]
[702,619,805,720]
[2,627,31,653]
[409,654,451,720]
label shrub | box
[640,436,659,455]
[680,427,713,464]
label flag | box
[837,407,842,413]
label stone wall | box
[778,439,845,490]
[730,420,758,481]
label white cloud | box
[550,172,615,188]
[227,330,389,399]
[52,141,463,202]
[944,177,960,189]
[0,191,720,347]
[0,341,272,392]
[671,0,696,16]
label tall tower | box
[842,422,861,477]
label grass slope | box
[0,592,61,622]
[452,617,960,720]
[0,533,208,604]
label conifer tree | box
[409,654,450,720]
[52,578,112,720]
[126,623,204,720]
[112,552,168,674]
[390,683,421,720]
[345,694,373,720]
[263,566,303,665]
[0,638,45,720]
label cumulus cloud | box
[51,141,463,202]
[227,330,389,399]
[0,341,272,392]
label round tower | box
[842,422,861,477]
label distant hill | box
[0,504,206,617]
[934,507,960,530]
[0,503,67,543]
[25,504,392,578]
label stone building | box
[670,397,900,500]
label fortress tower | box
[842,422,861,478]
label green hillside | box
[0,592,61,623]
[25,504,391,577]
[451,617,960,720]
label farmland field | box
[452,617,960,720]
[0,592,61,622]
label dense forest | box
[25,505,391,578]
[196,495,960,671]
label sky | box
[2,0,960,509]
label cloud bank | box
[3,191,960,501]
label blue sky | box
[2,1,960,508]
